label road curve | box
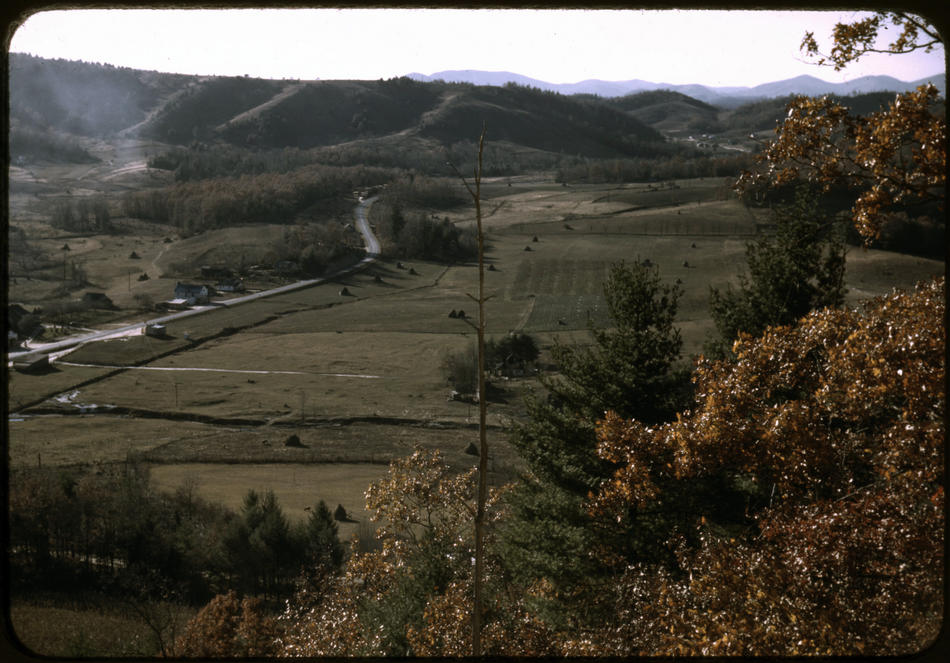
[9,197,380,360]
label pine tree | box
[305,500,343,570]
[708,185,847,357]
[499,260,692,628]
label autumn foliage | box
[272,447,558,656]
[800,12,943,71]
[739,87,945,242]
[174,591,279,657]
[739,12,945,242]
[584,278,944,655]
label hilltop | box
[9,54,665,161]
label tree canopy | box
[583,278,944,655]
[738,12,945,242]
[708,185,847,355]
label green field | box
[9,178,943,523]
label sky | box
[7,7,946,88]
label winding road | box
[9,196,380,361]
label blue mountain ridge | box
[406,70,946,103]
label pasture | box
[8,177,943,528]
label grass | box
[7,416,219,468]
[147,461,392,541]
[8,599,193,657]
[8,364,115,412]
[8,177,942,532]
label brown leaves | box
[743,13,945,242]
[587,278,944,655]
[365,446,477,545]
[174,591,279,657]
[801,13,942,71]
[598,278,944,507]
[738,86,945,242]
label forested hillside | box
[9,54,190,136]
[8,55,667,159]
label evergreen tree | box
[708,186,847,356]
[222,490,300,600]
[305,500,344,571]
[499,261,692,629]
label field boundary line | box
[17,406,511,432]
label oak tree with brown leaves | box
[581,278,944,656]
[276,447,557,657]
[738,12,945,242]
[174,590,280,657]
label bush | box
[486,333,539,374]
[440,343,479,393]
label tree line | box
[369,173,477,261]
[121,163,395,236]
[8,461,345,611]
[555,151,756,184]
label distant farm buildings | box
[200,265,232,279]
[13,353,51,374]
[145,324,167,338]
[275,260,298,276]
[166,282,213,308]
[215,277,245,293]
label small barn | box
[215,277,245,293]
[145,324,167,338]
[13,354,50,374]
[164,298,191,310]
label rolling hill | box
[9,53,943,168]
[9,54,669,161]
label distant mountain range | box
[407,70,946,106]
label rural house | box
[173,282,213,305]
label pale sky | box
[7,8,946,88]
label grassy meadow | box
[8,177,943,534]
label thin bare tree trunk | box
[472,126,488,657]
[451,125,488,656]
